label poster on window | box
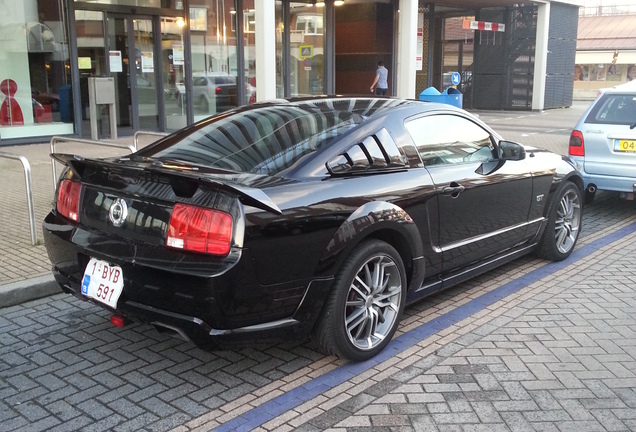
[109,51,123,73]
[416,13,424,71]
[172,44,184,66]
[141,52,154,73]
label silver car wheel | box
[554,189,581,254]
[344,254,402,351]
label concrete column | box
[532,1,550,111]
[397,0,418,99]
[255,1,277,102]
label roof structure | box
[577,14,636,50]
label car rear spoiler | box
[51,153,282,215]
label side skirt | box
[406,243,537,304]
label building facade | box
[0,0,581,146]
[574,6,636,99]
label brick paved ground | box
[1,191,635,432]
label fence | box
[0,152,37,245]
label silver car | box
[569,80,636,203]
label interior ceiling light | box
[335,0,345,5]
[316,1,325,7]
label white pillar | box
[532,1,550,111]
[255,1,277,102]
[397,0,418,99]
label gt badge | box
[536,194,544,202]
[108,198,128,227]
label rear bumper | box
[580,172,636,193]
[571,158,636,193]
[43,211,332,348]
[53,271,330,348]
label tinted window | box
[140,105,365,175]
[586,94,636,125]
[405,114,494,166]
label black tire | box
[312,240,406,362]
[536,182,582,261]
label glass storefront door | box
[160,16,187,131]
[107,15,160,133]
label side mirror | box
[498,140,526,161]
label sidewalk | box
[0,135,159,307]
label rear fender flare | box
[316,201,425,291]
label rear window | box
[139,105,365,175]
[585,94,636,125]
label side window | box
[405,114,495,166]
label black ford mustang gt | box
[44,97,583,361]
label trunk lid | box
[52,153,285,243]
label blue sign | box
[451,72,461,86]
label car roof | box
[237,96,466,119]
[604,79,636,94]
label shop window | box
[244,10,255,33]
[74,0,183,8]
[295,14,323,35]
[190,7,207,31]
[0,0,74,139]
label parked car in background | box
[31,88,59,112]
[177,73,256,113]
[569,80,636,203]
[44,97,583,362]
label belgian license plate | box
[81,258,124,309]
[615,139,636,152]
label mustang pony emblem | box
[108,198,128,227]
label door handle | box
[442,184,465,196]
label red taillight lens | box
[56,179,82,222]
[569,130,585,157]
[166,203,232,255]
[216,86,222,94]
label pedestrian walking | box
[370,61,389,96]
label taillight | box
[56,179,82,222]
[215,86,222,94]
[166,203,232,255]
[569,130,585,157]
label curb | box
[0,274,61,309]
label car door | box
[405,113,533,273]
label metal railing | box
[0,152,37,245]
[134,130,168,151]
[50,136,136,188]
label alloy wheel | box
[344,254,402,351]
[554,189,581,254]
